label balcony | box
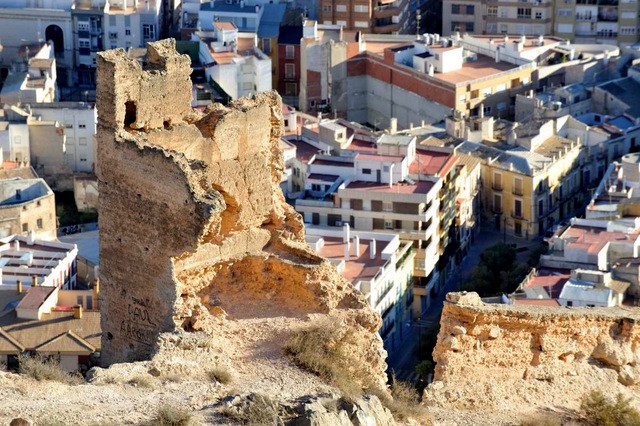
[374,3,401,18]
[492,184,503,191]
[596,31,618,38]
[513,188,524,196]
[511,210,524,219]
[373,21,402,33]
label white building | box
[0,234,78,290]
[103,0,163,51]
[0,117,30,164]
[305,226,415,355]
[194,26,271,100]
[199,0,263,32]
[30,102,97,173]
[0,42,59,105]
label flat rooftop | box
[468,35,562,52]
[345,180,435,195]
[436,55,517,84]
[314,237,387,283]
[287,138,322,164]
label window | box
[323,5,331,12]
[496,83,506,93]
[384,220,393,230]
[482,87,492,98]
[500,8,508,18]
[535,11,543,19]
[487,6,498,16]
[515,222,522,236]
[514,177,523,195]
[383,166,389,172]
[466,22,475,32]
[21,223,27,233]
[557,8,572,17]
[37,219,43,229]
[262,38,271,54]
[500,24,508,33]
[383,202,393,212]
[517,7,531,18]
[497,102,507,111]
[493,193,502,212]
[109,32,118,40]
[354,21,369,28]
[79,122,86,129]
[79,40,90,49]
[111,45,117,49]
[142,24,155,40]
[125,29,131,36]
[483,105,492,115]
[336,20,347,27]
[538,199,544,216]
[363,168,372,174]
[285,83,296,96]
[459,94,467,103]
[354,5,368,12]
[493,172,502,190]
[336,4,347,11]
[78,22,90,31]
[466,5,474,14]
[285,63,295,79]
[79,137,88,146]
[471,89,479,99]
[452,4,460,13]
[286,45,295,59]
[514,199,523,218]
[77,296,83,306]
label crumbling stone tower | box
[96,38,385,389]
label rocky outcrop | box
[425,292,640,410]
[96,39,386,393]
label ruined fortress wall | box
[425,292,640,409]
[96,39,386,390]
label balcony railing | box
[512,210,524,219]
[492,184,503,191]
[513,188,524,196]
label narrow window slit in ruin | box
[163,120,171,129]
[124,101,137,129]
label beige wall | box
[0,192,57,239]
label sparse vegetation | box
[219,393,279,425]
[370,375,431,422]
[580,390,640,426]
[152,405,192,426]
[128,375,154,388]
[19,356,84,385]
[519,412,563,426]
[284,319,365,401]
[207,366,233,384]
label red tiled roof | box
[315,237,386,282]
[409,149,451,176]
[288,138,322,164]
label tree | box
[464,243,530,296]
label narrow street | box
[387,225,544,382]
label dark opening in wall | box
[124,101,137,128]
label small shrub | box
[153,405,192,426]
[371,375,430,422]
[128,375,153,388]
[219,393,278,425]
[284,319,364,399]
[207,366,233,384]
[519,412,562,426]
[580,390,640,426]
[19,356,83,385]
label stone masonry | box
[96,39,386,391]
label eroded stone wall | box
[425,292,640,410]
[96,40,385,391]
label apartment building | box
[0,167,57,240]
[345,33,544,128]
[447,113,590,239]
[278,25,304,107]
[554,0,640,46]
[194,25,271,100]
[318,0,411,34]
[305,227,415,354]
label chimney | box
[370,239,377,259]
[428,63,434,77]
[343,223,350,243]
[479,104,484,118]
[32,276,38,287]
[14,240,19,251]
[16,280,22,294]
[389,163,395,188]
[538,35,544,46]
[344,241,350,261]
[353,235,360,257]
[389,117,397,134]
[74,305,83,319]
[495,47,500,63]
